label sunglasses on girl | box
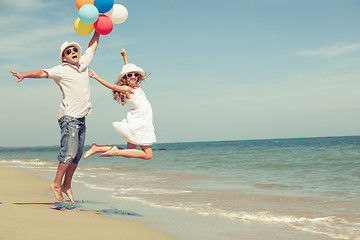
[65,47,78,55]
[126,73,140,78]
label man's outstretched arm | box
[10,70,48,83]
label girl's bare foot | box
[61,186,75,203]
[100,146,119,157]
[84,143,99,159]
[50,183,64,202]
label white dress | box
[112,88,156,146]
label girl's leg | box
[84,143,123,159]
[101,142,153,160]
[140,145,153,160]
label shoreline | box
[0,163,337,240]
[0,164,175,240]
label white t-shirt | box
[44,48,94,119]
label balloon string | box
[144,71,151,80]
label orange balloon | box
[76,0,94,10]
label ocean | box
[1,136,359,240]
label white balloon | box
[105,4,128,24]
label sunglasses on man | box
[64,47,78,56]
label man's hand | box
[10,70,25,83]
[10,69,48,82]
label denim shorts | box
[57,115,86,165]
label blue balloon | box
[79,4,99,25]
[94,0,114,13]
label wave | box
[254,183,296,190]
[0,159,56,168]
[69,179,120,192]
[111,193,360,240]
[236,212,359,240]
[76,182,192,195]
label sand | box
[0,165,175,240]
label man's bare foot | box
[50,183,64,202]
[61,186,75,203]
[84,143,99,159]
[100,146,119,157]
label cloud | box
[296,43,360,57]
[1,0,56,9]
[0,25,73,65]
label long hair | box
[112,74,146,106]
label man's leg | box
[55,115,81,203]
[61,163,77,203]
[50,162,68,202]
[61,116,86,203]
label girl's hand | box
[89,69,98,79]
[121,48,128,65]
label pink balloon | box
[94,15,113,35]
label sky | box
[1,0,360,147]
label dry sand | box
[0,165,175,240]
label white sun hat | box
[119,63,145,79]
[59,41,82,63]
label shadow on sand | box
[13,201,142,217]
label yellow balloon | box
[74,17,94,36]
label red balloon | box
[94,15,113,35]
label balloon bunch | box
[74,0,128,36]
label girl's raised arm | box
[121,48,128,65]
